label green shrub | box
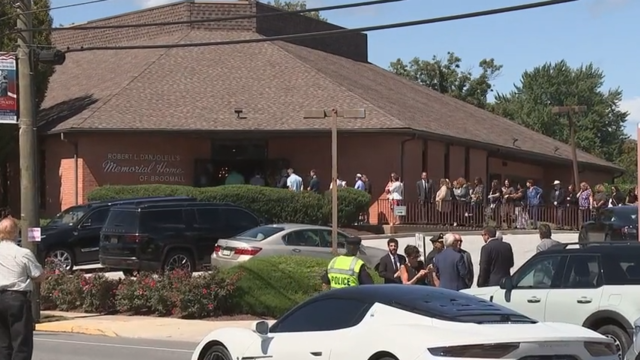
[87,185,370,225]
[221,255,382,319]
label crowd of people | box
[375,224,567,291]
[383,173,638,229]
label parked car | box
[39,196,196,270]
[99,201,262,273]
[191,285,617,360]
[624,316,640,360]
[211,224,387,269]
[579,206,638,243]
[463,242,640,358]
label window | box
[140,209,185,232]
[561,255,602,288]
[49,205,89,226]
[104,210,139,231]
[235,226,285,241]
[270,298,371,333]
[225,208,259,230]
[601,251,640,285]
[513,255,565,289]
[81,208,110,228]
[318,230,348,249]
[284,230,320,247]
[195,207,223,227]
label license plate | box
[221,249,232,256]
[110,236,117,244]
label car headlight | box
[634,325,640,353]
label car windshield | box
[234,226,285,241]
[47,206,89,226]
[602,207,637,225]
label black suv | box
[39,196,196,270]
[579,205,638,242]
[99,201,262,273]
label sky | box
[51,0,640,137]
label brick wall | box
[52,0,367,62]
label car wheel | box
[163,250,195,273]
[597,324,631,360]
[202,345,232,360]
[47,248,75,271]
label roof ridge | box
[359,61,613,166]
[71,30,194,130]
[271,41,404,128]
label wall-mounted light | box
[234,108,247,119]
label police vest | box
[327,255,364,289]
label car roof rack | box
[554,241,640,249]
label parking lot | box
[78,232,580,285]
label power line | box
[0,0,111,23]
[19,0,404,32]
[64,0,577,54]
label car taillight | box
[428,343,520,358]
[214,245,221,253]
[124,234,146,243]
[234,247,261,256]
[584,341,617,356]
[622,226,637,236]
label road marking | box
[35,337,194,353]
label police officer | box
[321,236,374,289]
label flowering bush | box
[41,266,242,318]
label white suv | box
[463,243,640,359]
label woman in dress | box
[399,245,428,285]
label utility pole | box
[551,105,587,191]
[16,0,41,322]
[303,108,366,253]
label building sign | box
[0,53,18,124]
[102,153,186,183]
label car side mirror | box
[500,276,513,291]
[253,320,269,336]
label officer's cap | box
[430,233,444,242]
[345,236,363,246]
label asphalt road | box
[34,332,196,360]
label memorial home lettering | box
[102,153,186,183]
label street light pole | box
[551,105,587,191]
[303,108,366,254]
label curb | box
[35,322,118,337]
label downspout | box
[399,134,417,182]
[60,133,79,205]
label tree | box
[491,60,628,163]
[389,51,503,110]
[0,0,54,205]
[267,0,327,22]
[615,139,637,184]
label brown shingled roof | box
[39,30,620,171]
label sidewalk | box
[36,311,274,342]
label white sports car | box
[191,285,617,360]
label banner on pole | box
[0,53,18,124]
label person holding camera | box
[399,245,428,285]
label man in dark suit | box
[477,226,514,287]
[377,238,406,284]
[432,233,468,291]
[550,180,566,228]
[308,169,320,193]
[417,172,435,222]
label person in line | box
[286,168,303,192]
[377,238,406,284]
[399,245,428,285]
[0,217,45,360]
[424,233,444,286]
[477,226,514,287]
[321,236,373,289]
[453,233,474,289]
[432,233,468,291]
[536,223,560,253]
[307,169,320,193]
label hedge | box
[87,185,371,225]
[220,255,382,318]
